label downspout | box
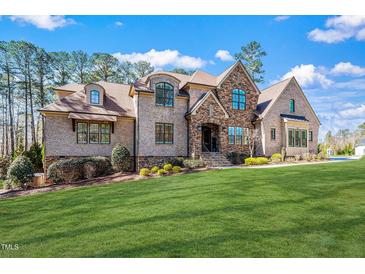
[133,119,136,172]
[136,91,140,171]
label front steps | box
[201,152,232,167]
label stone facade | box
[188,64,259,159]
[261,79,320,156]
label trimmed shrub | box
[256,157,269,165]
[24,142,43,172]
[47,157,112,184]
[163,163,173,172]
[157,169,166,176]
[270,153,282,163]
[111,144,131,172]
[139,168,150,177]
[294,155,301,161]
[172,166,182,173]
[151,166,159,173]
[0,156,11,178]
[244,157,256,166]
[244,157,269,165]
[183,159,205,169]
[226,152,248,165]
[6,156,34,189]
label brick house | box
[39,61,320,170]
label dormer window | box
[90,90,100,105]
[155,82,174,107]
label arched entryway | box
[201,123,220,152]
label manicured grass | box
[1,158,365,257]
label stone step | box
[201,152,232,167]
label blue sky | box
[1,15,364,140]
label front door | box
[202,127,212,152]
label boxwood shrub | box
[111,144,131,172]
[139,168,150,177]
[172,166,182,173]
[163,163,173,172]
[270,153,282,163]
[47,157,112,184]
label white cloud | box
[274,16,290,22]
[330,62,365,76]
[334,79,365,90]
[339,104,365,118]
[9,15,75,31]
[281,64,333,88]
[115,21,123,27]
[113,49,206,69]
[214,50,234,61]
[308,15,365,43]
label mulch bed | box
[0,167,209,199]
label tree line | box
[0,40,159,157]
[320,123,365,155]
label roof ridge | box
[261,77,292,92]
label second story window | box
[156,82,174,107]
[232,89,246,110]
[290,99,295,113]
[90,90,100,105]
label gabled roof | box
[138,61,259,92]
[187,91,229,118]
[53,83,85,92]
[40,81,135,118]
[257,77,320,125]
[256,78,292,117]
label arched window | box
[90,90,100,105]
[155,82,174,107]
[232,89,246,110]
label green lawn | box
[1,158,365,258]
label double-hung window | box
[155,82,174,107]
[232,89,246,110]
[155,123,173,144]
[77,122,88,144]
[288,128,308,148]
[100,123,111,144]
[309,130,313,142]
[76,122,111,144]
[89,123,100,144]
[228,126,246,145]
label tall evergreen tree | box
[234,41,267,84]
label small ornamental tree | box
[6,156,34,189]
[111,144,131,172]
[248,128,261,158]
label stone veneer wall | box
[261,79,320,156]
[188,64,260,158]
